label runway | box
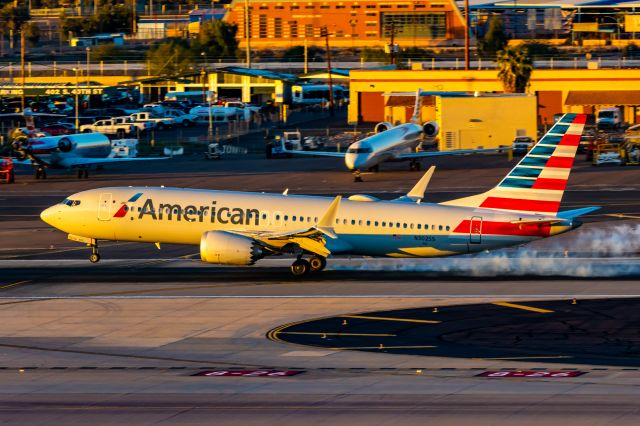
[3,154,640,424]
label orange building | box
[225,0,466,49]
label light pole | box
[200,51,207,70]
[86,46,91,108]
[73,67,79,131]
[321,26,334,117]
[244,0,251,67]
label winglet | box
[315,196,341,239]
[407,166,435,202]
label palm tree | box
[497,46,533,93]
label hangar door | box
[358,92,384,123]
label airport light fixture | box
[86,47,91,108]
[73,67,79,131]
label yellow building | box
[349,69,640,125]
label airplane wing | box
[397,147,505,160]
[283,149,346,158]
[57,156,169,168]
[229,196,342,257]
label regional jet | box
[9,109,165,179]
[41,113,598,276]
[282,89,501,181]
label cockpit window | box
[347,147,373,154]
[62,199,81,206]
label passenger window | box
[396,223,400,228]
[292,216,297,222]
[351,219,355,225]
[314,217,318,222]
[276,215,280,220]
[335,219,339,224]
[343,219,347,225]
[431,225,435,230]
[374,221,378,226]
[410,224,414,229]
[439,225,443,231]
[403,223,407,229]
[417,224,421,229]
[366,220,371,226]
[446,225,450,231]
[358,220,362,225]
[284,215,288,221]
[382,222,386,227]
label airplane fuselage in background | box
[345,123,423,170]
[41,187,574,259]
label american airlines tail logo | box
[113,193,144,218]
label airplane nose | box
[40,206,58,227]
[345,154,357,170]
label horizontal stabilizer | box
[557,206,601,219]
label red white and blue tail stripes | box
[443,113,586,215]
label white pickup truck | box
[79,119,135,138]
[129,112,174,130]
[162,109,198,127]
[113,116,155,133]
[223,102,261,122]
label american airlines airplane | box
[10,109,165,179]
[283,90,500,181]
[40,113,597,276]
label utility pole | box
[73,68,79,131]
[132,0,137,34]
[303,38,308,73]
[322,26,334,117]
[244,0,251,67]
[464,0,470,70]
[20,28,25,111]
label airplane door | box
[470,216,482,244]
[98,193,112,221]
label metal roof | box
[462,0,640,8]
[216,66,297,82]
[565,90,640,105]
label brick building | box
[224,0,466,49]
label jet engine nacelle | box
[57,137,74,152]
[200,230,264,265]
[374,122,394,133]
[422,121,439,139]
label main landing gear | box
[34,167,47,179]
[88,242,101,263]
[409,160,422,171]
[77,169,89,179]
[290,255,327,276]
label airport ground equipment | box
[205,143,223,160]
[592,143,623,166]
[113,116,155,133]
[0,157,14,183]
[129,112,174,130]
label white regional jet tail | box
[441,113,587,216]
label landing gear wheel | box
[353,170,363,182]
[290,259,310,276]
[77,169,89,179]
[308,256,327,272]
[409,161,421,171]
[89,253,101,263]
[35,167,46,179]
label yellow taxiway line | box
[0,280,30,290]
[342,315,441,324]
[277,332,396,337]
[492,302,554,313]
[329,345,437,350]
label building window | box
[336,5,346,8]
[275,5,284,9]
[274,17,282,38]
[351,4,361,8]
[365,31,377,37]
[290,21,298,38]
[366,21,377,27]
[259,5,268,10]
[305,24,314,37]
[366,4,376,8]
[382,12,447,39]
[320,5,330,9]
[259,14,267,38]
[305,5,314,9]
[290,5,299,9]
[365,12,376,16]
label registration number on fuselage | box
[414,236,436,242]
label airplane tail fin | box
[441,113,587,216]
[410,89,422,124]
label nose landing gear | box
[88,242,101,263]
[353,169,363,182]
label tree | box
[0,3,30,47]
[24,22,41,47]
[60,1,135,38]
[192,20,239,61]
[497,46,533,93]
[478,16,508,57]
[145,40,194,76]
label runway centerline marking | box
[342,315,441,324]
[277,332,396,337]
[493,302,554,313]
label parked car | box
[41,123,75,136]
[512,136,534,155]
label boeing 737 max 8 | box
[41,113,597,275]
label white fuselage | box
[345,123,423,170]
[41,186,573,259]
